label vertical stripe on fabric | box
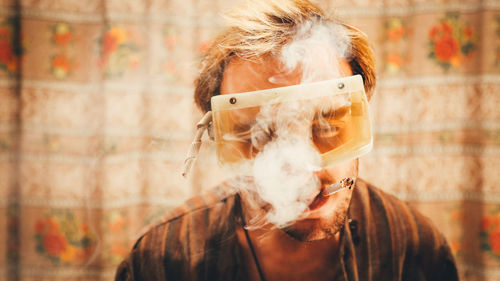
[368,187,394,280]
[164,218,182,279]
[383,194,407,280]
[342,219,360,281]
[349,179,373,281]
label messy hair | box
[194,0,376,113]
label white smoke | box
[247,98,322,227]
[272,20,351,84]
[252,135,321,227]
[230,19,352,228]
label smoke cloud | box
[228,19,352,228]
[273,20,351,84]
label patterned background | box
[0,0,499,280]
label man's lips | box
[323,178,354,196]
[307,178,354,211]
[308,184,331,211]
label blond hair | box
[194,0,376,113]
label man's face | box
[220,56,358,241]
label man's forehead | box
[220,57,302,95]
[220,56,352,96]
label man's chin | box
[280,196,350,242]
[281,217,343,242]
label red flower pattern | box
[0,24,19,73]
[428,15,476,70]
[34,215,95,264]
[99,25,140,77]
[52,54,70,70]
[480,212,500,259]
[43,231,68,256]
[53,32,71,47]
[434,36,459,62]
[490,227,500,255]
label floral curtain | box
[0,0,499,280]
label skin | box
[220,55,359,281]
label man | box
[115,0,459,280]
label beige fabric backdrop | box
[0,0,499,280]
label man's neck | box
[236,198,342,281]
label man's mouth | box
[308,183,331,211]
[308,178,354,211]
[323,178,354,196]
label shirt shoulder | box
[352,178,448,249]
[350,179,459,281]
[144,182,237,231]
[115,183,240,281]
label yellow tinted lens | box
[211,76,372,167]
[316,90,372,167]
[213,106,262,163]
[311,103,350,153]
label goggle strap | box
[182,111,213,178]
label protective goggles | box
[182,75,372,177]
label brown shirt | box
[115,179,459,281]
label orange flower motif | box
[451,210,463,221]
[489,227,500,255]
[0,26,10,42]
[54,33,71,47]
[46,218,59,232]
[428,15,475,70]
[481,212,500,258]
[0,25,17,72]
[387,27,404,42]
[108,26,127,44]
[5,59,17,72]
[428,26,438,40]
[102,33,119,57]
[385,18,406,42]
[386,52,403,67]
[482,217,492,231]
[60,244,76,262]
[99,25,140,77]
[463,27,474,39]
[441,22,453,35]
[35,220,45,233]
[385,52,404,74]
[43,231,68,256]
[109,217,124,234]
[75,245,93,260]
[434,36,459,63]
[100,26,128,64]
[52,23,72,47]
[35,214,96,264]
[50,54,72,78]
[0,46,13,64]
[429,22,453,40]
[111,241,128,257]
[53,54,70,71]
[80,223,89,234]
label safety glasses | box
[183,75,372,176]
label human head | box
[194,0,376,113]
[193,0,376,241]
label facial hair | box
[281,193,350,241]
